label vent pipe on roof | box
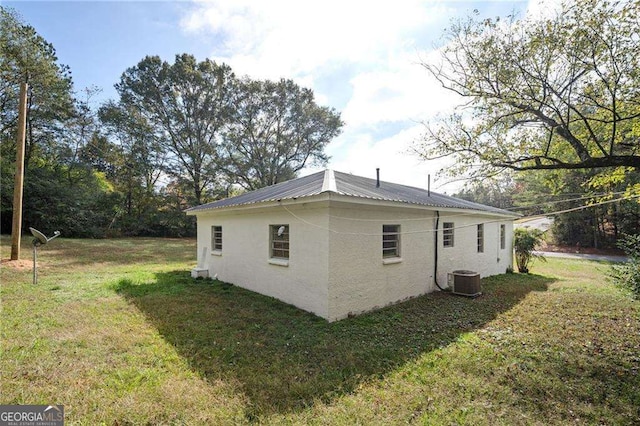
[376,168,380,188]
[428,174,431,197]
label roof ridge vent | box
[321,169,337,193]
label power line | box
[280,194,640,237]
[521,194,640,220]
[316,190,636,223]
[506,190,630,211]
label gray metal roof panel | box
[332,171,515,215]
[186,169,518,217]
[186,170,325,212]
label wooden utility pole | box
[10,81,28,260]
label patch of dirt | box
[540,243,625,256]
[1,259,32,270]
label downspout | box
[434,210,448,291]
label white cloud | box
[342,50,460,128]
[181,0,448,80]
[179,0,489,191]
[305,124,461,194]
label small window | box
[443,222,454,247]
[212,226,222,251]
[500,224,506,249]
[477,224,484,253]
[270,224,289,259]
[382,225,401,258]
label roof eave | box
[328,193,520,217]
[187,191,519,218]
[186,192,332,215]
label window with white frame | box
[477,223,484,253]
[500,224,506,249]
[270,224,289,259]
[211,225,222,251]
[382,225,401,258]
[443,222,454,247]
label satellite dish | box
[28,227,61,285]
[277,226,286,237]
[29,228,61,245]
[30,227,48,245]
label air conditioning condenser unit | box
[449,270,481,297]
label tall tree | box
[114,54,234,205]
[511,167,639,248]
[98,100,167,233]
[454,173,516,210]
[0,6,75,166]
[1,6,76,234]
[417,0,640,177]
[56,87,103,186]
[221,78,343,190]
[98,101,166,192]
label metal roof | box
[187,171,325,212]
[186,169,518,217]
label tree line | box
[2,0,638,246]
[0,7,342,238]
[454,168,640,249]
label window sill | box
[382,257,402,265]
[268,258,289,267]
[212,250,222,257]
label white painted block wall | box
[327,203,436,321]
[195,203,330,319]
[192,200,514,322]
[435,211,514,287]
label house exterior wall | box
[192,199,514,322]
[194,202,330,319]
[326,202,436,322]
[435,211,514,286]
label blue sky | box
[5,0,533,192]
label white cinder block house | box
[186,170,518,322]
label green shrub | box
[609,234,640,299]
[514,227,546,273]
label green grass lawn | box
[2,236,639,425]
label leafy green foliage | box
[0,6,75,165]
[418,0,640,177]
[221,78,342,190]
[609,234,640,299]
[114,54,234,205]
[454,173,516,209]
[455,167,640,249]
[420,0,640,252]
[1,10,341,238]
[514,227,546,273]
[584,167,640,245]
[111,54,343,200]
[519,167,640,248]
[23,164,120,238]
[97,101,173,236]
[0,7,108,238]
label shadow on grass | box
[115,271,553,418]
